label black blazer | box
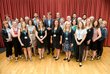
[2,29,9,42]
[62,31,74,44]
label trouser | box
[76,40,84,62]
[97,39,105,57]
[4,41,13,57]
[12,37,22,57]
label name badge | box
[65,38,68,40]
[24,36,28,39]
[40,36,43,38]
[53,34,56,37]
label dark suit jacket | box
[2,29,9,42]
[44,19,54,35]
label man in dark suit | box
[44,12,54,55]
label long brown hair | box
[77,21,85,29]
[93,20,100,28]
[53,19,60,28]
[38,20,45,31]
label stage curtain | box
[0,0,110,47]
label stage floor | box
[0,47,110,74]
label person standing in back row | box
[44,12,54,55]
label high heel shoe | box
[55,57,59,61]
[63,58,68,61]
[53,56,56,58]
[79,63,82,67]
[67,59,70,62]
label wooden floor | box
[0,47,110,74]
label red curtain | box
[0,0,110,47]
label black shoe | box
[52,52,54,55]
[63,58,68,61]
[53,56,56,58]
[67,59,70,62]
[47,52,50,55]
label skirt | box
[63,41,71,52]
[91,40,97,50]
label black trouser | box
[12,37,22,57]
[97,39,105,57]
[76,40,84,62]
[4,41,13,57]
[46,34,54,53]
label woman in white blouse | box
[74,21,87,67]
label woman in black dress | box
[18,22,32,61]
[2,21,13,61]
[62,21,73,62]
[51,20,62,61]
[83,18,93,61]
[35,21,47,60]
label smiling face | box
[72,20,76,25]
[78,22,83,28]
[56,12,60,18]
[3,21,8,28]
[29,20,32,25]
[94,21,98,27]
[65,21,71,29]
[54,20,59,27]
[12,21,18,28]
[86,18,90,26]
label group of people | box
[2,12,108,67]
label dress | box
[62,31,73,52]
[37,29,46,48]
[51,27,62,49]
[28,25,36,47]
[91,28,99,50]
[20,30,31,48]
[84,28,93,46]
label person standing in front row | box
[35,21,47,60]
[51,20,62,61]
[83,18,93,61]
[74,22,87,67]
[28,19,37,56]
[18,22,32,61]
[91,20,102,60]
[10,21,22,62]
[62,21,73,62]
[2,21,13,61]
[44,12,54,55]
[97,20,108,59]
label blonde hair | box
[38,21,45,31]
[63,21,71,32]
[103,20,107,26]
[21,22,27,31]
